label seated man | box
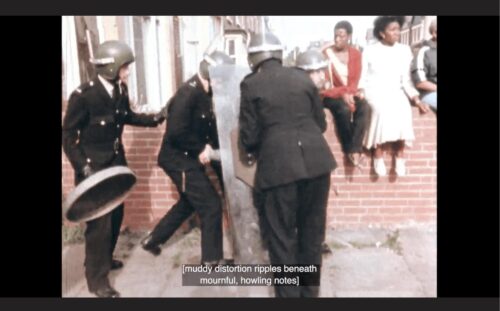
[321,21,370,167]
[411,19,437,111]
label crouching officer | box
[141,51,233,266]
[239,33,337,297]
[62,40,164,298]
[296,48,335,256]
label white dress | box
[359,41,419,149]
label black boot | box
[91,285,120,298]
[141,234,162,256]
[201,258,234,268]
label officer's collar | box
[256,59,282,71]
[98,75,117,98]
[196,73,210,94]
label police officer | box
[295,48,329,89]
[239,32,337,297]
[62,40,163,298]
[141,51,233,266]
[296,48,334,256]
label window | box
[62,16,81,99]
[180,16,201,81]
[119,16,173,112]
[73,16,100,83]
[228,39,235,57]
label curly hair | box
[373,16,405,40]
[334,20,353,35]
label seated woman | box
[358,16,428,177]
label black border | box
[0,16,62,297]
[437,16,499,297]
[0,13,498,306]
[0,1,498,15]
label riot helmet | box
[247,32,283,71]
[296,49,328,72]
[91,40,135,81]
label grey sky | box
[268,16,378,52]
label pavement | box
[62,223,436,297]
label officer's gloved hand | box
[154,105,168,124]
[207,147,221,161]
[199,145,212,165]
[81,164,94,178]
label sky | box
[267,16,378,52]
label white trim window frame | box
[122,16,170,112]
[62,16,81,99]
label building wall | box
[62,105,436,230]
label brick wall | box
[324,107,437,229]
[62,103,436,230]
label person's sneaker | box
[110,259,124,270]
[373,158,387,176]
[395,157,406,177]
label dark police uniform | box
[62,77,158,292]
[239,59,337,297]
[150,74,223,262]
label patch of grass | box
[349,241,375,249]
[182,228,201,248]
[382,230,403,255]
[172,252,183,269]
[330,242,348,250]
[62,224,84,244]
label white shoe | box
[373,158,387,176]
[395,157,406,176]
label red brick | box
[334,199,361,206]
[333,215,360,222]
[344,208,367,214]
[360,215,383,222]
[413,208,436,214]
[363,200,384,206]
[408,168,436,175]
[379,207,402,214]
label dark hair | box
[373,16,405,40]
[334,20,353,35]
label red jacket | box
[321,46,362,99]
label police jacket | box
[62,77,159,173]
[158,74,219,171]
[239,59,337,190]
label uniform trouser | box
[149,165,223,262]
[261,173,331,298]
[324,97,370,154]
[75,172,124,292]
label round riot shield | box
[63,166,137,223]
